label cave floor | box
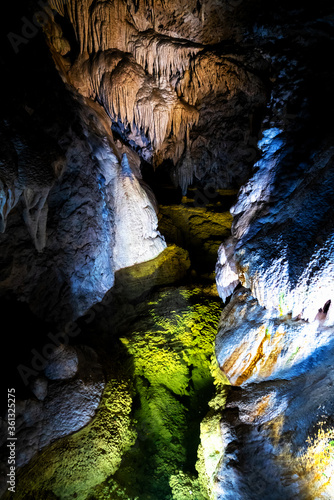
[5,192,234,500]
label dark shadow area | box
[0,297,57,410]
[141,158,184,205]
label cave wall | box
[1,0,334,499]
[0,10,166,323]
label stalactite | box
[0,181,22,233]
[46,0,209,195]
[48,0,135,54]
[104,57,147,134]
[176,53,252,106]
[89,0,136,53]
[135,82,175,149]
[130,31,202,83]
[45,1,204,176]
[173,126,197,194]
[77,51,199,160]
[47,0,67,17]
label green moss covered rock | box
[108,285,223,499]
[113,244,191,301]
[10,285,223,500]
[9,377,135,500]
[158,204,233,271]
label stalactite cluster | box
[1,0,334,499]
[43,0,266,192]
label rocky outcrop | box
[113,244,190,301]
[216,128,334,324]
[210,5,334,499]
[0,90,165,323]
[216,287,334,385]
[0,344,105,497]
[41,0,268,194]
[212,293,334,498]
[4,375,135,500]
[208,279,334,499]
[158,200,233,272]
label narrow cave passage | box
[6,186,235,500]
[70,186,236,500]
[1,0,334,498]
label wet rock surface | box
[0,0,334,499]
[0,47,165,324]
[158,196,234,273]
[0,344,105,496]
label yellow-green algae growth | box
[8,376,136,500]
[196,382,230,500]
[113,244,191,302]
[92,285,223,500]
[8,285,224,500]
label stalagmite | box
[113,153,166,271]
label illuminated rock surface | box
[212,322,334,499]
[158,196,234,272]
[0,93,165,323]
[113,244,191,301]
[0,0,334,499]
[216,128,334,324]
[213,81,334,500]
[1,284,222,500]
[113,153,166,271]
[0,344,105,490]
[43,0,267,193]
[3,377,135,500]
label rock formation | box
[43,0,267,193]
[0,0,334,499]
[0,55,166,323]
[211,4,334,497]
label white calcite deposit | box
[113,153,166,270]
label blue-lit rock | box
[216,127,334,325]
[0,97,166,323]
[44,345,79,380]
[0,344,104,484]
